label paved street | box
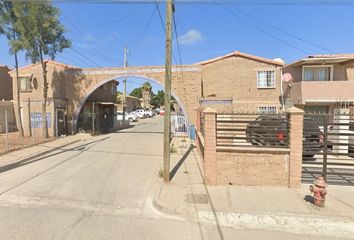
[0,116,341,240]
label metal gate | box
[302,111,354,185]
[171,113,188,137]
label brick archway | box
[73,65,202,131]
[74,74,191,129]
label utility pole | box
[123,45,128,122]
[163,0,173,183]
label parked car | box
[116,111,138,122]
[159,109,165,115]
[132,109,146,119]
[245,115,324,157]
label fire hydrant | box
[309,176,327,207]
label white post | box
[333,108,350,154]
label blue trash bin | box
[189,125,196,140]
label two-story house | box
[199,51,285,113]
[283,54,354,114]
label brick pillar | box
[286,107,304,188]
[203,107,217,185]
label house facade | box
[199,51,285,113]
[9,60,118,137]
[283,54,354,114]
[0,65,13,101]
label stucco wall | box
[0,66,13,101]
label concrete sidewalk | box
[0,134,93,168]
[154,139,354,239]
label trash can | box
[189,124,196,140]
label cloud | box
[178,29,204,45]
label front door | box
[56,109,66,136]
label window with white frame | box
[258,106,277,114]
[257,70,275,88]
[19,76,32,91]
[303,66,331,81]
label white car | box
[117,111,138,122]
[132,109,146,119]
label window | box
[257,70,275,88]
[19,77,32,91]
[303,66,331,81]
[258,106,277,114]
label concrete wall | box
[0,66,13,101]
[201,55,283,113]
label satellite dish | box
[282,73,293,86]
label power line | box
[131,6,157,51]
[229,6,336,53]
[69,48,102,67]
[172,11,183,67]
[75,4,146,26]
[216,2,310,55]
[47,0,354,6]
[154,0,179,65]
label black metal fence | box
[216,113,289,148]
[302,112,354,186]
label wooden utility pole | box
[163,0,173,182]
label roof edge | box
[197,51,284,66]
[9,60,79,74]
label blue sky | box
[1,1,354,93]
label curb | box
[152,184,354,239]
[0,139,82,173]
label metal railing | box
[302,112,354,185]
[171,113,188,137]
[216,113,289,148]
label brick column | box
[286,107,304,188]
[203,107,217,185]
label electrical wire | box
[216,2,310,55]
[229,5,336,53]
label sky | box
[1,0,354,94]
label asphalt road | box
[0,116,338,240]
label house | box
[283,54,354,114]
[0,65,13,101]
[199,51,285,113]
[9,60,118,137]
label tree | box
[14,1,71,138]
[130,87,142,98]
[150,90,164,108]
[0,1,24,137]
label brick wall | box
[201,55,283,113]
[216,151,289,186]
[196,107,304,188]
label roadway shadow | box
[169,144,194,182]
[0,137,109,174]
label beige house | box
[10,60,118,137]
[199,51,285,113]
[0,65,13,101]
[283,54,354,114]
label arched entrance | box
[74,75,190,134]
